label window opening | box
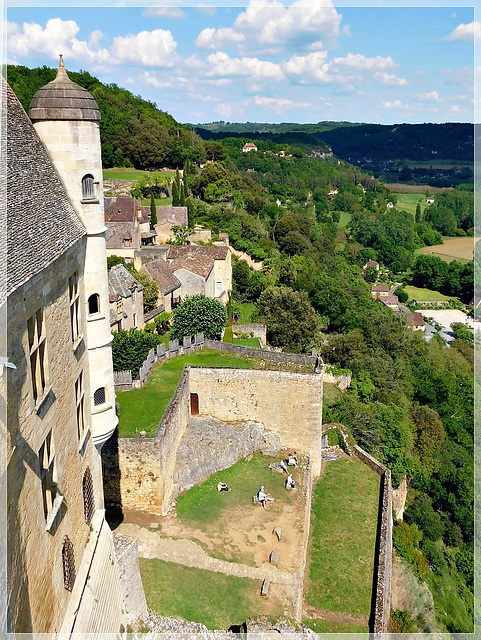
[88,294,100,315]
[62,536,75,591]
[93,387,106,406]
[81,174,95,201]
[82,467,95,524]
[28,308,48,403]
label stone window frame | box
[62,536,75,591]
[27,308,49,405]
[88,293,100,316]
[69,271,82,346]
[75,371,86,443]
[81,174,95,201]
[82,467,95,525]
[93,386,106,406]
[39,430,63,530]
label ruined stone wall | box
[188,367,323,476]
[113,533,148,624]
[232,323,267,344]
[204,339,318,372]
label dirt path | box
[303,604,369,626]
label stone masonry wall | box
[113,533,148,624]
[188,367,323,476]
[353,445,392,636]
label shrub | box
[111,329,162,377]
[171,294,227,341]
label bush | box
[111,329,162,377]
[171,294,227,341]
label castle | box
[5,58,129,635]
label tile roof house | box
[144,259,182,313]
[151,206,189,244]
[242,142,258,152]
[380,295,399,309]
[108,264,144,331]
[165,245,232,305]
[404,311,426,331]
[371,284,390,299]
[105,195,156,263]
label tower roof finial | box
[59,54,64,68]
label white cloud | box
[196,0,342,55]
[195,27,244,49]
[204,51,284,81]
[382,100,410,111]
[419,91,440,101]
[110,29,177,66]
[143,7,185,19]
[282,51,334,84]
[7,18,111,63]
[331,53,397,72]
[249,95,310,110]
[446,21,481,42]
[373,72,408,86]
[197,5,217,17]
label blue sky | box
[4,1,478,125]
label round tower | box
[30,56,118,448]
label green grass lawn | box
[305,457,380,617]
[303,619,369,634]
[141,196,173,207]
[322,383,343,406]
[233,337,260,348]
[338,212,351,228]
[139,558,269,629]
[103,167,176,181]
[116,349,257,437]
[393,192,424,217]
[236,302,256,324]
[404,285,458,302]
[175,452,291,527]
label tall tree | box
[150,190,157,229]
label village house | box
[370,284,390,299]
[105,195,156,263]
[402,311,426,331]
[143,259,182,313]
[148,205,188,244]
[5,63,133,635]
[380,295,400,309]
[165,244,232,305]
[108,264,144,331]
[242,142,258,152]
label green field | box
[404,285,458,302]
[338,212,351,228]
[116,349,257,437]
[303,619,369,634]
[393,192,425,217]
[141,196,173,207]
[103,167,176,181]
[139,559,268,630]
[305,457,380,618]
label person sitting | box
[288,452,298,467]
[280,459,288,473]
[257,486,275,509]
[285,474,296,490]
[217,482,230,492]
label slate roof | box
[105,222,140,249]
[166,245,229,280]
[108,264,143,299]
[104,195,141,222]
[144,259,181,294]
[6,80,86,296]
[29,56,100,122]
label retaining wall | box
[353,445,392,636]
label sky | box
[4,1,479,126]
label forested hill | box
[195,121,474,163]
[7,64,203,169]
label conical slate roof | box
[29,55,100,122]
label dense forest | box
[9,64,476,633]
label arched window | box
[88,294,100,315]
[82,467,95,524]
[81,174,95,201]
[62,536,75,591]
[93,387,106,406]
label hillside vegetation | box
[11,64,475,633]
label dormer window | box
[81,174,95,201]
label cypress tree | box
[150,190,157,229]
[172,169,181,206]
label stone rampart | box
[204,339,318,371]
[188,367,323,476]
[354,444,392,636]
[113,533,148,624]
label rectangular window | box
[69,272,80,343]
[124,239,131,248]
[28,309,48,403]
[132,289,136,303]
[75,372,85,441]
[39,430,57,521]
[216,281,222,296]
[133,312,137,328]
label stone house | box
[5,64,131,635]
[108,264,144,331]
[371,284,390,299]
[380,295,399,309]
[242,142,258,152]
[105,195,156,264]
[165,244,232,305]
[150,205,188,244]
[144,259,182,313]
[403,311,425,331]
